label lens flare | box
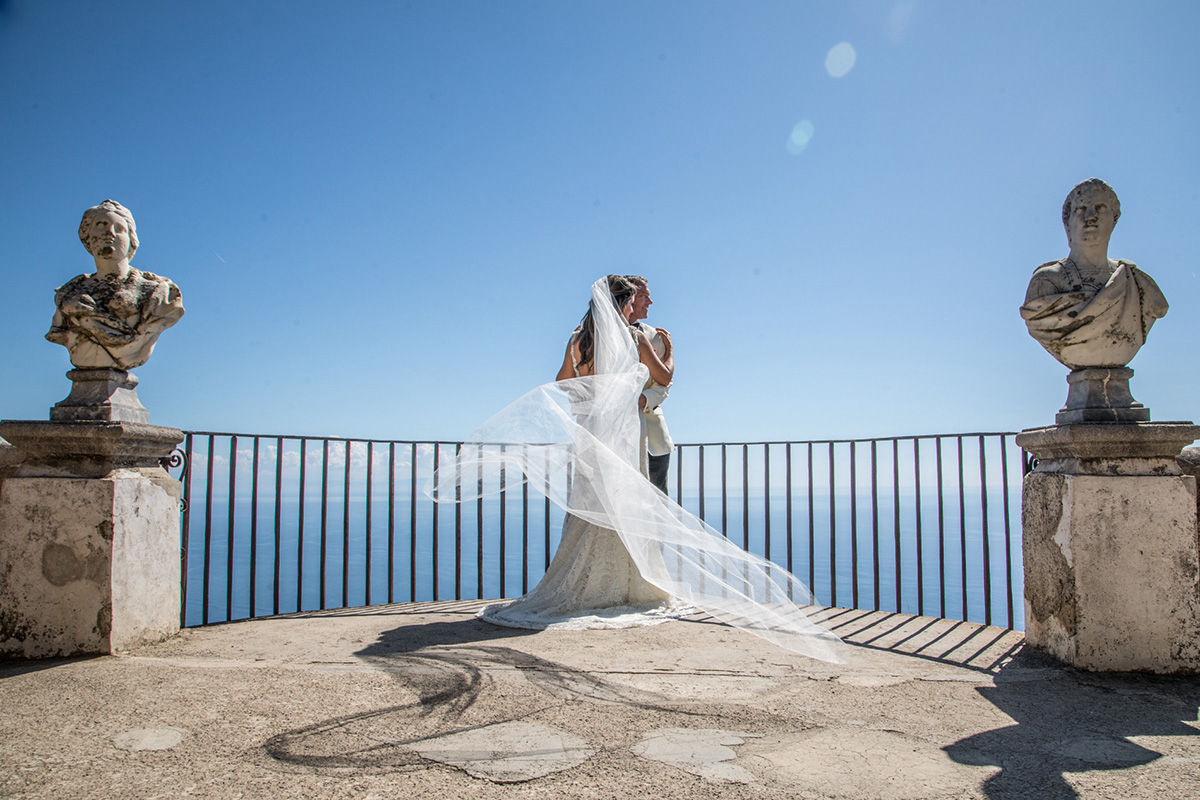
[786,120,815,155]
[887,0,917,42]
[825,42,856,78]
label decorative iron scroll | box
[160,448,186,472]
[160,448,188,512]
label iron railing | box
[171,431,1031,630]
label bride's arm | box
[635,329,673,385]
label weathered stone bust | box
[1020,178,1167,369]
[46,200,185,370]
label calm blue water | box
[182,486,1024,630]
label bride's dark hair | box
[576,274,635,370]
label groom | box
[624,275,674,493]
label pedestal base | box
[0,420,184,658]
[51,368,150,423]
[1018,422,1200,673]
[1056,367,1148,424]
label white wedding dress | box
[430,278,841,661]
[480,512,692,629]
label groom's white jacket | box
[636,321,674,457]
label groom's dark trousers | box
[648,453,670,494]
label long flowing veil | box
[429,277,841,662]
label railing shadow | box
[805,606,1024,673]
[943,649,1200,799]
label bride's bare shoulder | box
[558,329,588,380]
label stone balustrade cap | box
[0,420,183,478]
[1017,421,1200,476]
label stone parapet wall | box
[1019,422,1200,673]
[0,468,181,657]
[1022,470,1200,672]
[0,422,184,658]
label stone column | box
[0,421,184,658]
[1017,422,1200,673]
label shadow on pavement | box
[945,647,1200,799]
[262,614,692,774]
[810,607,1025,673]
[0,654,102,680]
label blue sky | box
[2,1,1197,443]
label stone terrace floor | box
[2,601,1199,799]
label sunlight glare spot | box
[887,0,917,42]
[786,120,815,155]
[825,42,856,78]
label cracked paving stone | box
[836,673,911,687]
[743,727,996,799]
[408,721,594,783]
[631,728,761,783]
[112,728,188,752]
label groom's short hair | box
[625,275,648,290]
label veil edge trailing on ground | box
[428,277,842,663]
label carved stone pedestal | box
[51,368,150,423]
[1017,422,1200,673]
[1056,367,1148,424]
[0,420,183,658]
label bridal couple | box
[431,275,841,662]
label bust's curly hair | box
[79,199,138,259]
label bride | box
[483,276,689,628]
[430,276,841,661]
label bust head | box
[1021,178,1169,371]
[1061,178,1120,250]
[78,199,139,262]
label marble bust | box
[46,200,185,370]
[1019,178,1167,369]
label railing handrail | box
[178,429,1023,446]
